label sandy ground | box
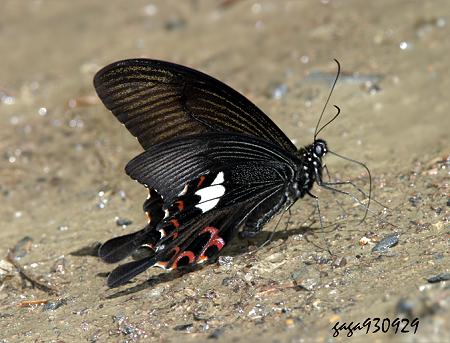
[0,0,448,342]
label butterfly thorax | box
[294,139,328,196]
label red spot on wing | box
[173,251,196,269]
[154,261,168,269]
[175,200,185,211]
[198,226,225,261]
[197,175,206,188]
[170,219,180,228]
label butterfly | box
[94,58,350,288]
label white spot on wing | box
[212,172,224,185]
[178,184,188,196]
[195,184,225,212]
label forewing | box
[94,59,297,152]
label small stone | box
[173,323,193,332]
[43,299,67,311]
[359,236,370,246]
[165,17,186,31]
[291,265,320,291]
[51,257,66,274]
[272,84,288,100]
[331,256,347,268]
[116,217,133,227]
[11,236,33,259]
[57,225,69,231]
[427,273,450,283]
[217,256,233,269]
[372,233,399,252]
[267,252,284,263]
[408,194,422,207]
[396,298,414,317]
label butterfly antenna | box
[314,59,341,141]
[315,105,341,138]
[327,150,372,223]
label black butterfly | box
[94,58,355,288]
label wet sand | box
[0,1,448,342]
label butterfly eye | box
[314,140,327,157]
[315,144,323,156]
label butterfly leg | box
[307,191,325,230]
[240,190,287,238]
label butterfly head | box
[312,138,327,159]
[308,138,327,176]
[295,138,328,194]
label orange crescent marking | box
[198,226,225,261]
[197,175,206,188]
[176,200,185,211]
[173,251,196,269]
[170,219,180,228]
[154,261,168,269]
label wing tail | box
[99,228,159,264]
[107,257,157,288]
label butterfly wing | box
[93,59,297,152]
[100,134,299,286]
[124,133,298,207]
[106,187,287,288]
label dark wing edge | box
[93,58,297,152]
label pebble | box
[116,217,133,227]
[11,236,33,259]
[217,256,233,269]
[43,298,67,311]
[372,233,399,252]
[267,252,284,263]
[291,265,320,291]
[427,273,450,283]
[173,323,193,332]
[272,83,288,100]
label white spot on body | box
[164,209,169,218]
